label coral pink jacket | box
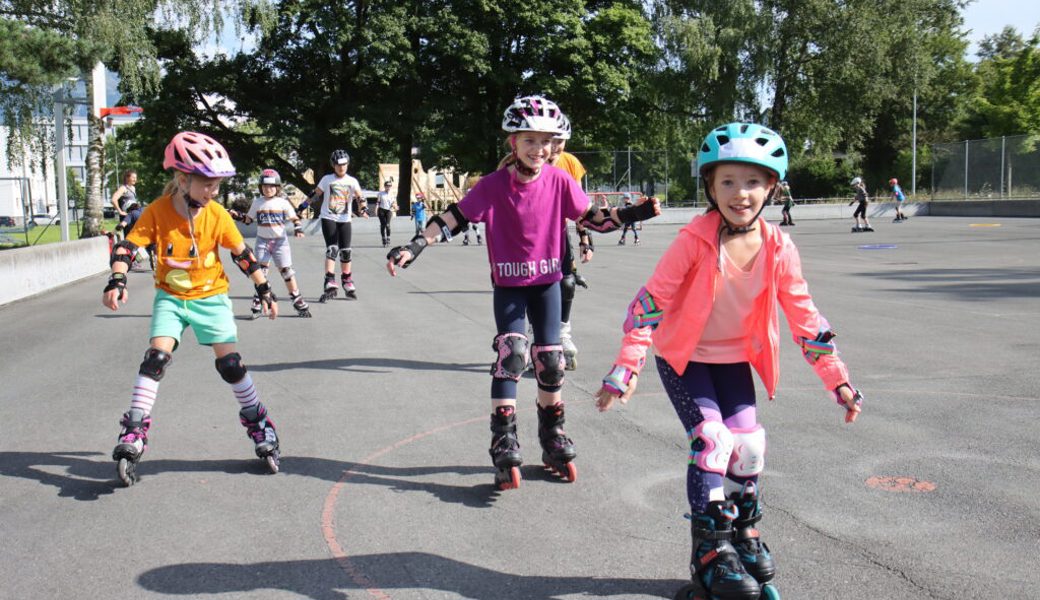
[614,211,849,399]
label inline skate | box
[560,321,578,371]
[240,403,280,473]
[319,272,337,303]
[290,291,312,317]
[731,482,780,599]
[113,408,152,486]
[537,403,577,482]
[674,500,762,600]
[489,406,523,490]
[341,273,357,300]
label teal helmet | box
[697,122,788,181]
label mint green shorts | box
[150,290,238,346]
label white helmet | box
[554,112,572,140]
[850,176,863,186]
[502,95,565,135]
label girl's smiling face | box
[710,163,776,228]
[513,131,554,172]
[177,173,223,206]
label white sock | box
[129,376,159,414]
[231,373,260,411]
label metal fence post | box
[963,140,969,198]
[1000,136,1006,198]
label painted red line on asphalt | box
[321,415,487,599]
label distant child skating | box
[411,192,427,236]
[102,131,282,485]
[889,178,908,222]
[311,149,367,301]
[386,95,659,490]
[849,177,873,232]
[777,181,794,226]
[230,168,311,318]
[617,193,641,245]
[596,123,864,600]
[377,179,397,247]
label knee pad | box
[728,424,766,477]
[688,420,734,475]
[490,333,529,381]
[138,348,173,382]
[280,266,295,281]
[215,352,248,384]
[532,344,565,389]
[325,244,339,260]
[560,274,576,304]
[338,247,352,263]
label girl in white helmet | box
[386,95,660,490]
[849,176,873,232]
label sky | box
[960,0,1040,59]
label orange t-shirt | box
[126,195,244,299]
[554,151,587,183]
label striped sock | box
[231,373,260,411]
[129,376,160,414]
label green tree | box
[959,28,1040,138]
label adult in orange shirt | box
[103,131,282,485]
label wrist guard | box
[387,235,428,269]
[104,272,128,300]
[601,365,635,396]
[255,281,276,311]
[232,246,261,277]
[834,384,864,410]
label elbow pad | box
[623,286,663,333]
[231,245,262,276]
[429,203,470,242]
[110,240,139,268]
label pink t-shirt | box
[459,165,589,287]
[693,244,766,363]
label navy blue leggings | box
[656,358,759,512]
[491,282,561,399]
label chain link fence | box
[568,149,699,206]
[931,134,1040,200]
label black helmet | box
[330,149,350,166]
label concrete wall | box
[0,236,109,306]
[926,199,1040,218]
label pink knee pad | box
[491,333,529,381]
[728,424,766,477]
[688,420,734,475]
[532,343,565,388]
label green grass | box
[0,219,121,250]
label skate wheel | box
[117,458,137,487]
[265,453,280,474]
[496,466,521,490]
[563,461,577,482]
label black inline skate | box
[731,483,780,599]
[341,273,357,300]
[537,403,577,482]
[290,291,312,317]
[239,403,280,473]
[489,406,523,490]
[674,500,762,600]
[319,272,337,303]
[113,408,152,486]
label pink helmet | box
[163,131,236,177]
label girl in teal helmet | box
[596,122,864,600]
[697,122,788,235]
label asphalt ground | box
[1,215,1038,600]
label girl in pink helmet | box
[385,95,660,490]
[102,131,283,485]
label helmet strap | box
[510,149,539,177]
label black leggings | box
[321,219,353,262]
[377,208,392,240]
[491,282,562,399]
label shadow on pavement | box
[854,266,1040,300]
[137,553,685,600]
[0,452,510,508]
